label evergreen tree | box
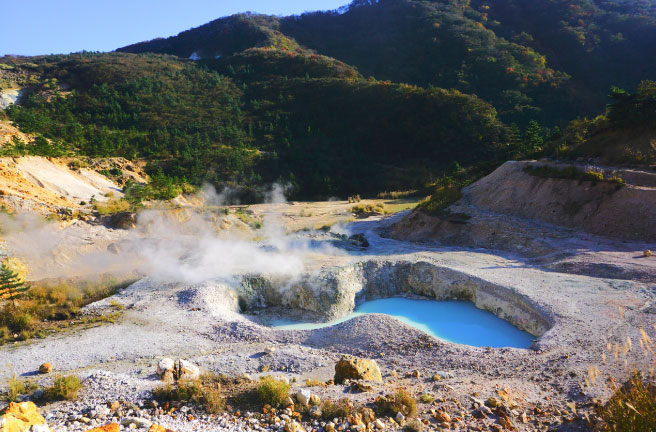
[0,263,29,309]
[524,120,544,152]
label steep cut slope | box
[0,156,122,213]
[394,160,656,242]
[388,160,656,281]
[459,161,656,241]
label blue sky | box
[1,0,349,56]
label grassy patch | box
[4,374,39,402]
[256,376,290,408]
[305,378,323,387]
[44,375,81,401]
[351,203,386,217]
[376,190,420,199]
[598,374,656,432]
[153,374,225,414]
[418,184,462,215]
[375,389,417,418]
[94,198,131,215]
[0,277,134,345]
[383,198,424,214]
[523,164,624,186]
[234,208,263,230]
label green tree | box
[0,263,29,309]
[524,120,544,152]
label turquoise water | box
[270,298,535,348]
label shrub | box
[523,164,622,187]
[0,326,9,344]
[419,393,435,403]
[418,184,462,215]
[45,375,81,401]
[256,376,290,408]
[5,310,34,332]
[94,198,131,215]
[376,389,417,418]
[351,203,385,216]
[583,170,604,182]
[152,374,224,414]
[321,398,354,420]
[599,374,656,432]
[607,175,625,185]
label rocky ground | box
[0,204,654,432]
[0,160,655,432]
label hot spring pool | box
[270,298,535,348]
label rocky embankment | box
[389,160,656,282]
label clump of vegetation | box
[234,208,263,230]
[44,375,81,401]
[153,374,224,414]
[375,389,417,418]
[418,183,462,215]
[598,374,656,431]
[0,262,30,309]
[94,198,131,215]
[523,164,624,186]
[351,203,385,216]
[376,190,419,199]
[0,276,134,345]
[4,373,39,402]
[321,398,355,420]
[419,393,435,404]
[256,376,290,408]
[0,135,73,158]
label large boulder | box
[155,358,200,381]
[156,358,175,381]
[0,402,52,432]
[176,359,200,380]
[334,356,383,383]
[38,363,52,374]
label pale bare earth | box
[0,155,146,215]
[0,161,654,432]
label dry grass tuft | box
[598,374,656,431]
[44,375,81,401]
[256,376,290,408]
[152,373,224,414]
[320,398,354,420]
[375,389,417,418]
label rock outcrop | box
[334,356,382,383]
[0,402,52,432]
[155,358,200,381]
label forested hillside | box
[2,53,505,199]
[2,0,655,201]
[120,0,656,126]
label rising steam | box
[0,184,343,283]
